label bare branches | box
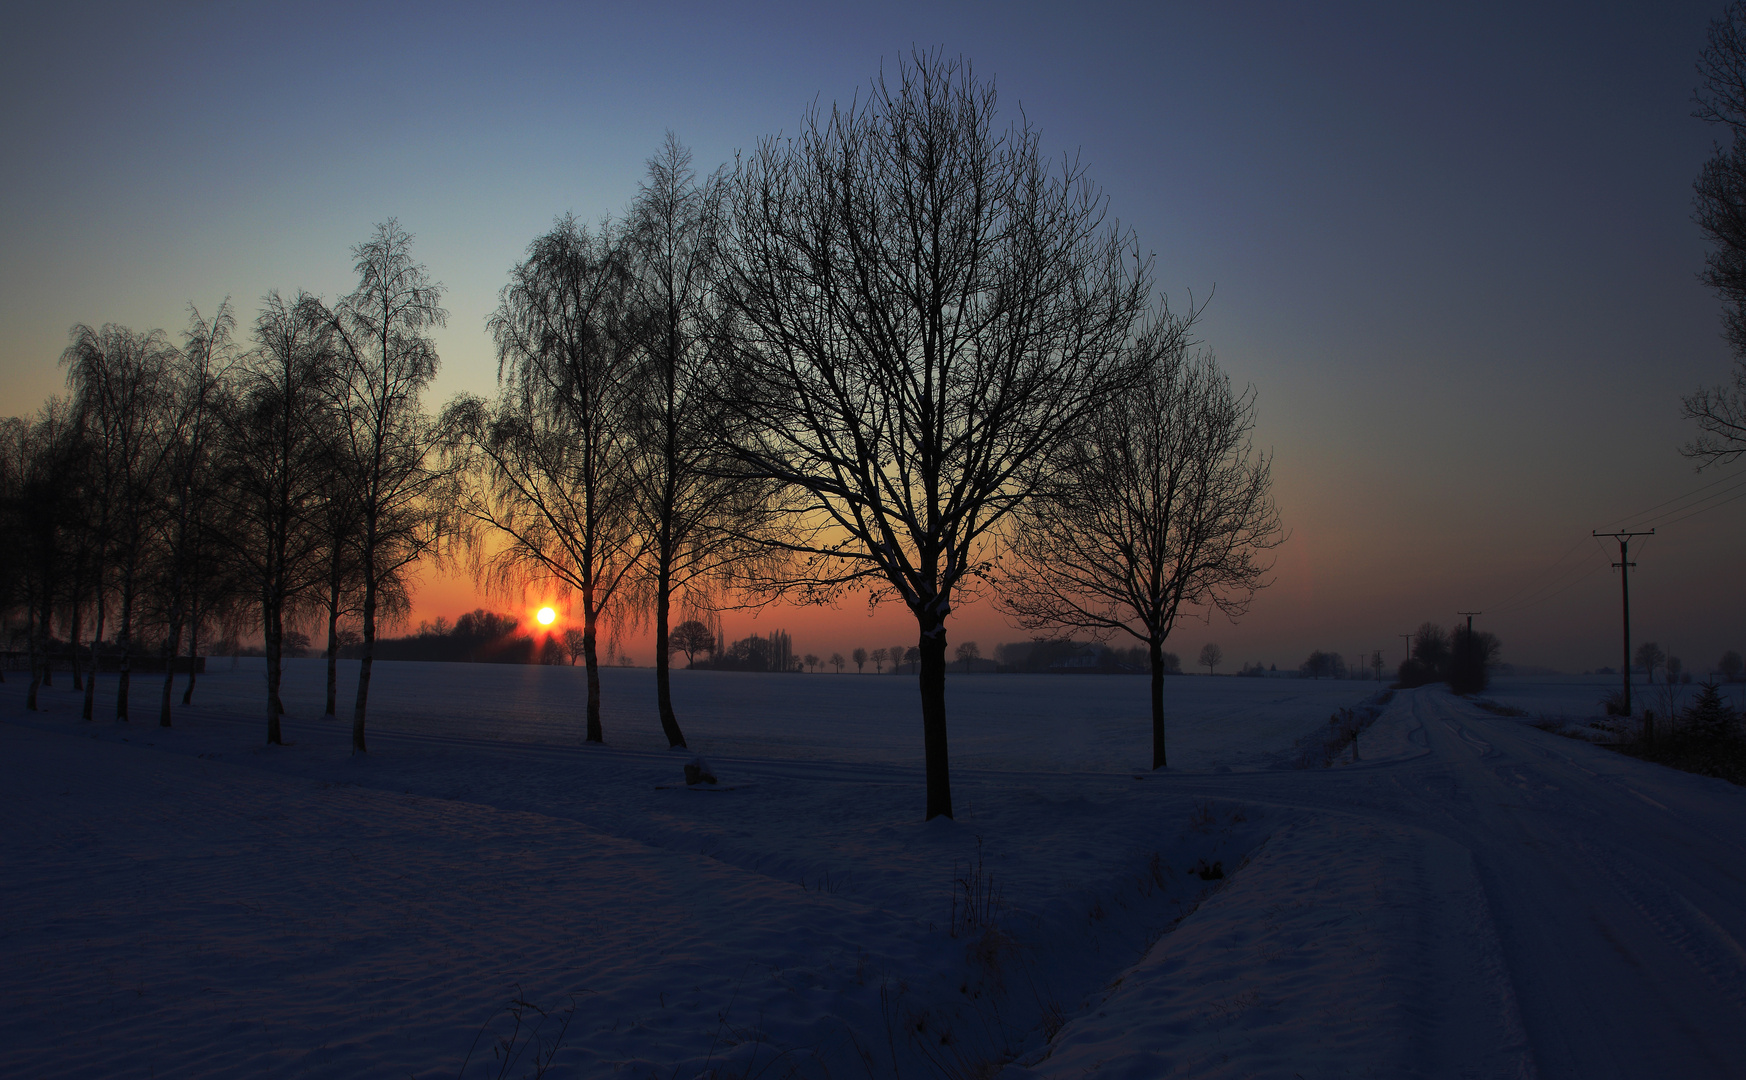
[719,50,1150,817]
[1683,367,1746,467]
[1690,4,1746,464]
[997,311,1281,768]
[449,215,641,743]
[329,220,448,751]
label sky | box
[3,1,1743,675]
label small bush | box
[1472,699,1529,718]
[1292,694,1390,768]
[1609,681,1746,786]
[1395,658,1439,689]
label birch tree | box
[62,324,180,720]
[447,215,640,743]
[217,291,337,745]
[329,221,447,753]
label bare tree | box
[447,215,640,743]
[804,652,819,672]
[622,135,767,749]
[328,221,447,752]
[1199,642,1223,676]
[1636,641,1666,684]
[954,640,980,672]
[1688,3,1746,465]
[62,323,182,721]
[1722,649,1745,682]
[2,402,85,710]
[151,302,235,726]
[871,647,886,674]
[999,318,1280,769]
[216,291,339,744]
[852,647,868,674]
[720,52,1148,817]
[829,651,844,673]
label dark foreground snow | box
[1,665,1742,1077]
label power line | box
[1481,467,1742,621]
[1489,554,1612,617]
[1601,469,1746,532]
[1489,538,1613,616]
[1486,534,1593,612]
[1645,482,1746,530]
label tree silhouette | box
[999,316,1279,769]
[214,292,339,744]
[669,618,714,667]
[622,136,773,748]
[954,640,980,673]
[1199,643,1223,676]
[448,216,640,744]
[329,220,447,753]
[1636,641,1666,684]
[1689,3,1746,465]
[719,52,1148,817]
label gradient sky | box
[3,1,1742,674]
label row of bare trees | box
[4,52,1282,818]
[0,223,440,751]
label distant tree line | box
[2,51,1286,819]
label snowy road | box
[1146,689,1746,1078]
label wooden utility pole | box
[1457,611,1481,633]
[1594,530,1652,724]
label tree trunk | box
[39,597,52,687]
[69,599,83,691]
[83,591,106,721]
[582,591,603,743]
[182,604,199,706]
[1149,638,1167,770]
[916,617,953,820]
[351,568,376,754]
[25,587,41,711]
[653,562,686,748]
[324,570,341,718]
[115,568,134,721]
[159,616,183,727]
[264,589,284,746]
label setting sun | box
[536,607,556,626]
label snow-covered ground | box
[1480,672,1746,719]
[2,663,1743,1077]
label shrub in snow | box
[1292,692,1392,768]
[1190,857,1224,880]
[1679,682,1740,743]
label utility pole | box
[1400,632,1413,664]
[1457,611,1481,633]
[1594,530,1652,725]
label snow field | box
[0,663,1383,1078]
